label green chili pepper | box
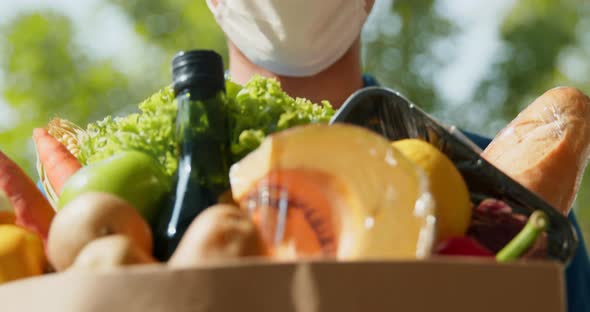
[496,210,549,262]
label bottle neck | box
[175,84,225,102]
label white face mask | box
[207,0,368,77]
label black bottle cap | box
[171,50,225,98]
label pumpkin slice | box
[230,124,436,261]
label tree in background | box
[0,0,588,244]
[362,0,455,113]
[107,0,228,85]
[0,11,141,174]
[474,0,583,124]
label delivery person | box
[206,0,590,311]
[207,0,373,107]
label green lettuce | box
[227,76,335,162]
[77,75,335,177]
[78,86,179,176]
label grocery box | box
[0,84,576,312]
[0,259,565,312]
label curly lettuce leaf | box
[227,75,335,161]
[78,86,178,176]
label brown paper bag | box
[0,259,565,312]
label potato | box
[70,235,156,271]
[168,204,268,267]
[47,192,153,271]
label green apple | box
[58,151,171,224]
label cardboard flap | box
[0,260,565,312]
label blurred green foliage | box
[0,0,588,246]
[363,0,456,113]
[0,11,139,174]
[107,0,228,84]
[476,0,581,120]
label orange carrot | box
[0,150,55,247]
[33,128,82,195]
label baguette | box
[482,87,590,215]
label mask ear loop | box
[206,0,223,17]
[205,0,216,11]
[207,0,233,21]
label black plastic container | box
[331,87,578,263]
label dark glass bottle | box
[154,50,230,260]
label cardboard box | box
[0,259,565,312]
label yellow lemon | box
[0,225,46,284]
[392,139,472,242]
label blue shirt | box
[363,74,590,312]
